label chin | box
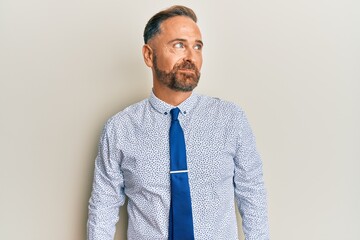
[173,80,198,92]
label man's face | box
[149,16,203,92]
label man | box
[88,5,269,240]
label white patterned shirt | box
[87,91,269,240]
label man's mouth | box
[178,68,195,73]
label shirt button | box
[183,111,187,114]
[164,112,168,115]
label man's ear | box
[142,44,154,67]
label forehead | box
[157,16,202,41]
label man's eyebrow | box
[195,40,204,46]
[167,38,187,44]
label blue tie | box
[168,107,195,240]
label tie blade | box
[170,173,194,239]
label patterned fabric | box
[87,91,269,240]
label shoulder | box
[104,98,149,131]
[195,94,245,117]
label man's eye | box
[174,42,184,48]
[194,44,202,50]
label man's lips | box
[178,68,196,73]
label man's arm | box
[233,110,269,240]
[87,122,125,240]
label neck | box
[153,82,192,106]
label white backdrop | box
[0,0,359,239]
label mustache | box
[173,60,198,72]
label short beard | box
[153,54,201,92]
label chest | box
[118,116,236,191]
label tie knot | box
[170,107,180,121]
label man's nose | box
[184,48,196,63]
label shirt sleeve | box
[233,109,270,240]
[87,121,126,240]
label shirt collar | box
[149,90,198,116]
